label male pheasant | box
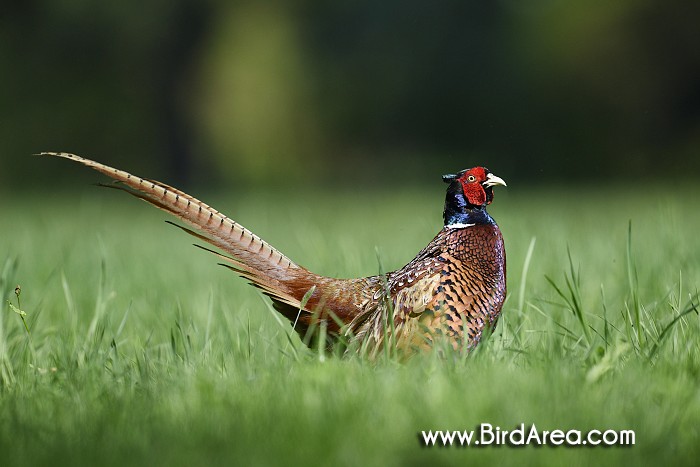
[42,153,507,355]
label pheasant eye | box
[467,175,476,182]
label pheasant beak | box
[483,173,507,188]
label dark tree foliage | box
[2,0,699,189]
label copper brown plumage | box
[41,152,507,355]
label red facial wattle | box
[459,167,488,206]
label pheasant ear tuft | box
[442,173,458,183]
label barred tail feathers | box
[40,152,316,312]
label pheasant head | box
[442,167,506,227]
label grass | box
[1,183,699,466]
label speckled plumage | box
[343,223,506,355]
[42,152,507,355]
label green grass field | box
[1,183,699,466]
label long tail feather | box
[40,152,320,314]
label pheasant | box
[41,152,507,355]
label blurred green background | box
[2,4,700,465]
[2,0,699,189]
